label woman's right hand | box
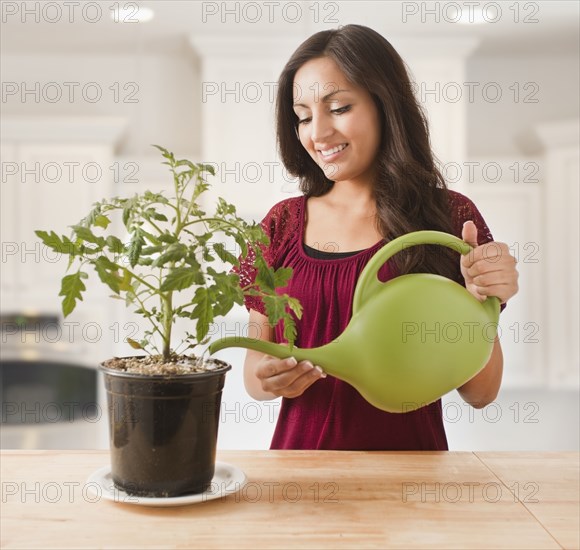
[255,355,326,398]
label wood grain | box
[476,452,579,550]
[1,450,575,549]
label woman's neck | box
[323,181,376,217]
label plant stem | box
[161,291,173,361]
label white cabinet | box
[535,120,580,389]
[1,117,126,371]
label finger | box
[465,243,513,267]
[280,366,326,398]
[261,360,315,391]
[473,269,519,286]
[467,258,520,279]
[462,220,478,248]
[256,356,298,380]
[472,283,514,303]
[466,283,486,302]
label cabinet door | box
[16,144,112,311]
[1,142,19,311]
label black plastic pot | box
[99,358,231,498]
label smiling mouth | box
[318,144,348,158]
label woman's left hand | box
[460,220,519,305]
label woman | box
[237,24,518,450]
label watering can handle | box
[352,230,476,313]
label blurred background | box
[1,0,578,451]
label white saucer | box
[86,462,247,507]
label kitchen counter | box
[1,450,578,549]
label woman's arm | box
[457,336,503,408]
[243,309,279,400]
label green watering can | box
[209,231,500,413]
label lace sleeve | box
[234,200,296,315]
[449,190,494,245]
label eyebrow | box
[293,89,350,108]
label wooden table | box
[1,451,578,549]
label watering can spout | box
[208,337,351,379]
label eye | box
[297,116,311,125]
[331,105,351,115]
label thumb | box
[462,220,478,248]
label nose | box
[309,113,334,143]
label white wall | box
[1,52,201,157]
[466,54,580,156]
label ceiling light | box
[110,5,155,23]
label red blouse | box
[237,190,503,450]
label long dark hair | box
[275,24,459,280]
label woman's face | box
[292,56,382,187]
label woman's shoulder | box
[445,189,494,245]
[260,195,304,235]
[446,188,476,209]
[264,194,303,217]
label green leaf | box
[72,225,105,246]
[152,243,188,267]
[191,287,213,342]
[106,235,124,254]
[94,215,110,229]
[232,233,248,258]
[35,230,74,255]
[283,313,297,349]
[212,288,237,317]
[158,233,177,244]
[119,269,132,292]
[141,245,163,256]
[161,267,201,291]
[287,296,303,319]
[273,267,292,288]
[122,197,137,228]
[127,338,143,350]
[262,295,286,326]
[150,211,168,222]
[199,163,216,176]
[140,228,161,246]
[93,256,121,294]
[128,229,145,267]
[213,242,238,265]
[59,271,87,317]
[79,204,102,228]
[255,256,275,291]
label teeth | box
[320,144,347,157]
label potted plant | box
[36,145,301,498]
